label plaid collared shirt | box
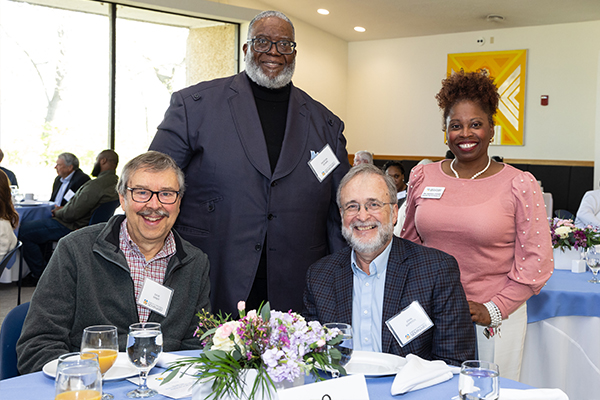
[119,219,176,322]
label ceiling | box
[255,0,600,42]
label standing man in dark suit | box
[150,10,350,316]
[303,164,475,366]
[0,149,18,187]
[50,152,90,206]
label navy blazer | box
[303,236,476,366]
[150,71,350,316]
[50,169,91,206]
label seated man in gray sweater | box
[17,151,211,374]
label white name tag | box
[385,301,434,347]
[421,186,445,199]
[64,189,75,202]
[137,277,174,317]
[308,144,340,183]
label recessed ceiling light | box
[354,26,366,32]
[317,9,329,15]
[486,14,505,22]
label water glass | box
[323,322,353,378]
[126,322,163,398]
[458,360,499,400]
[55,352,102,400]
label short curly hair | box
[435,70,500,131]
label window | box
[0,0,237,198]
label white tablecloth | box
[521,316,600,400]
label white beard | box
[342,216,394,255]
[244,50,295,89]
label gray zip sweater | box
[17,214,211,374]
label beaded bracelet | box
[482,301,503,339]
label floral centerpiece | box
[550,218,600,251]
[162,301,345,400]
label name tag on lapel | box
[308,144,340,182]
[385,301,433,347]
[137,277,174,317]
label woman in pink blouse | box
[401,70,553,380]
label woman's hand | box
[469,301,491,325]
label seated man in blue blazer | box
[303,164,475,366]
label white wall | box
[346,20,600,162]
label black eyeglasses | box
[127,187,180,205]
[249,37,296,55]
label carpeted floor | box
[0,283,35,326]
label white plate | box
[344,350,406,376]
[18,200,43,206]
[43,352,138,381]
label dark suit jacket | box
[50,169,90,206]
[0,166,18,187]
[303,236,476,366]
[150,71,350,316]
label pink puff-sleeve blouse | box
[401,162,554,318]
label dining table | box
[0,350,535,399]
[522,269,600,400]
[0,201,54,284]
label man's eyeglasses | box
[342,200,394,216]
[127,187,180,205]
[249,37,296,55]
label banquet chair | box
[0,302,30,380]
[0,241,22,279]
[555,209,575,220]
[88,199,120,225]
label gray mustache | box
[137,209,169,218]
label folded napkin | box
[500,388,569,400]
[391,354,460,395]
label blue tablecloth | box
[526,269,600,323]
[0,351,533,399]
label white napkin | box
[278,374,369,400]
[500,388,569,400]
[391,354,460,395]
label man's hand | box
[51,206,63,216]
[469,301,491,325]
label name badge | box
[64,189,75,202]
[421,186,445,199]
[385,301,434,347]
[137,277,174,317]
[308,144,340,183]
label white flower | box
[212,321,243,353]
[555,226,572,239]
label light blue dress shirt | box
[351,240,392,352]
[54,170,75,205]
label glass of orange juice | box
[55,352,102,400]
[81,325,119,400]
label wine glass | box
[81,325,119,400]
[55,352,102,400]
[126,322,163,398]
[458,360,499,400]
[586,246,600,283]
[324,322,353,378]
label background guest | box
[0,170,19,262]
[575,187,600,228]
[49,152,91,206]
[19,150,119,286]
[353,150,374,166]
[0,149,18,188]
[382,161,407,207]
[401,70,553,380]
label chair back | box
[0,302,30,380]
[555,209,575,220]
[0,241,22,278]
[89,200,120,225]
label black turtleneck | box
[248,77,291,173]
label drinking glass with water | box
[458,360,499,400]
[126,322,163,398]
